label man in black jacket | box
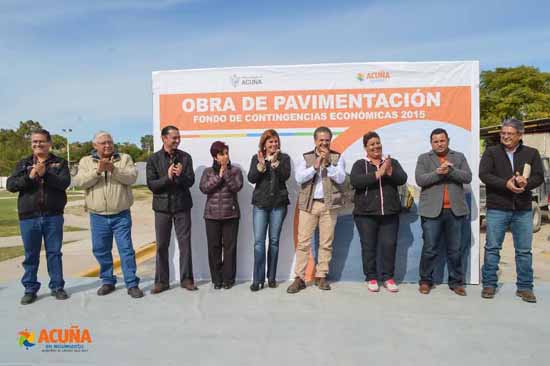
[479,118,543,303]
[7,129,71,305]
[146,125,197,294]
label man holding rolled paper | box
[479,118,543,303]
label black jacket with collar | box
[6,154,70,219]
[479,142,544,211]
[247,152,291,209]
[350,157,408,216]
[146,148,195,213]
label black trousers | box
[354,214,399,281]
[205,218,239,285]
[154,210,194,285]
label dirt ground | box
[480,222,550,283]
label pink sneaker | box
[367,280,379,292]
[383,279,399,293]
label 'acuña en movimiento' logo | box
[17,325,92,352]
[18,329,36,350]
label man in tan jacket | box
[74,131,143,298]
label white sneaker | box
[367,280,379,292]
[383,279,399,293]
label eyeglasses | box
[500,132,518,137]
[96,141,114,146]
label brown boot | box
[516,290,537,303]
[150,283,170,295]
[286,277,306,294]
[180,279,198,291]
[481,287,495,299]
[451,286,467,296]
[418,283,432,295]
[315,277,331,291]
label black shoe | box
[97,284,116,296]
[267,280,277,288]
[250,282,264,292]
[213,283,223,290]
[21,293,37,305]
[51,289,69,300]
[223,282,234,290]
[127,287,144,299]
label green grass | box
[0,246,24,262]
[0,197,86,237]
[0,239,80,262]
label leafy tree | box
[480,66,550,127]
[140,134,154,154]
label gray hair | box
[501,118,524,134]
[93,131,113,143]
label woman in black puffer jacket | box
[247,129,291,292]
[199,141,243,289]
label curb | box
[77,241,157,278]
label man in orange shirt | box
[415,128,472,295]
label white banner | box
[152,61,480,284]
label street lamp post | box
[62,128,73,189]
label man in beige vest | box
[287,126,346,293]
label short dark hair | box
[430,128,449,141]
[502,118,524,133]
[161,125,179,136]
[210,141,228,158]
[313,126,332,140]
[31,128,52,142]
[362,131,380,146]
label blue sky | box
[1,0,549,144]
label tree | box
[480,66,550,127]
[140,135,154,155]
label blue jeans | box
[252,206,287,284]
[20,215,65,294]
[482,209,533,291]
[419,209,465,288]
[90,210,139,288]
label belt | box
[313,198,325,203]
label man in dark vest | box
[479,118,543,303]
[287,126,346,293]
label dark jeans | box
[90,210,139,288]
[20,215,65,294]
[154,210,194,285]
[419,209,465,288]
[205,218,239,285]
[354,214,399,281]
[252,206,287,285]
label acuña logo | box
[356,71,391,82]
[230,74,263,88]
[18,325,92,352]
[18,329,36,350]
